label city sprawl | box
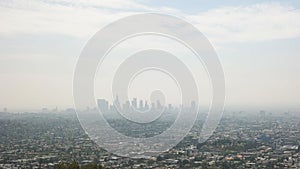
[0,107,300,168]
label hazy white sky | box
[0,0,299,111]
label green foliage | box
[55,161,106,169]
[55,161,79,169]
[81,163,105,169]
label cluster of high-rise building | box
[97,96,197,114]
[97,97,167,113]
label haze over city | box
[1,1,300,169]
[0,0,299,112]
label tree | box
[81,163,105,169]
[55,161,79,169]
[55,161,106,169]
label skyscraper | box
[191,101,196,109]
[123,100,130,113]
[113,95,120,109]
[97,99,108,113]
[132,98,137,109]
[151,102,156,111]
[139,100,144,110]
[145,101,149,110]
[156,100,162,109]
[168,104,173,111]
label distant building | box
[156,100,162,109]
[259,110,266,118]
[168,104,173,111]
[132,98,137,109]
[191,101,196,109]
[123,100,130,112]
[113,95,120,110]
[151,102,155,110]
[97,99,108,113]
[144,101,149,110]
[42,108,48,112]
[139,100,144,110]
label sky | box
[0,0,299,112]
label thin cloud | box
[0,1,300,42]
[0,0,179,38]
[0,0,135,38]
[188,3,300,43]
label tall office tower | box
[168,104,173,111]
[191,101,196,109]
[139,100,144,110]
[144,101,149,110]
[156,100,162,110]
[123,100,130,113]
[151,102,156,111]
[132,98,137,109]
[97,99,109,113]
[259,110,266,116]
[109,105,114,112]
[113,95,121,110]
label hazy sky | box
[0,0,299,111]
